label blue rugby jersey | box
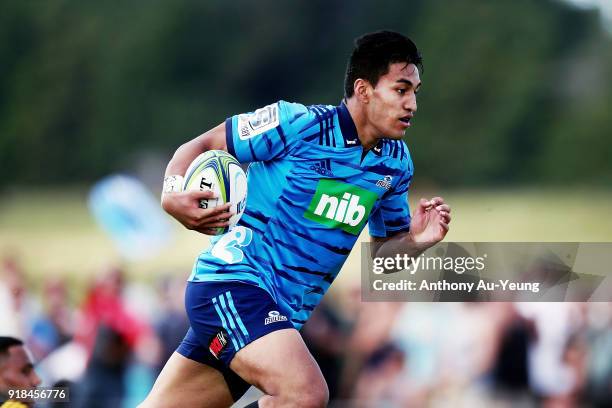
[188,101,414,329]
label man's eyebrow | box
[396,78,422,89]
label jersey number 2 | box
[211,226,253,264]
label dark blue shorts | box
[177,280,294,369]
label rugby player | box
[140,30,451,408]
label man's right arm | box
[165,100,309,234]
[164,123,227,178]
[161,123,234,235]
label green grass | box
[0,189,209,287]
[1,188,611,291]
[437,188,612,242]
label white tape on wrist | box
[163,175,184,193]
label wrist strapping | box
[163,175,184,193]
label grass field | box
[1,188,611,293]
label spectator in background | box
[385,303,505,406]
[74,266,150,358]
[73,325,131,408]
[72,265,156,407]
[584,303,612,407]
[515,302,585,405]
[0,257,35,339]
[153,276,189,375]
[339,286,403,399]
[26,278,74,361]
[301,299,349,400]
[353,343,406,405]
[0,337,41,407]
[491,303,533,400]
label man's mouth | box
[399,116,413,126]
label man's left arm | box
[371,197,451,260]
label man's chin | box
[386,132,405,140]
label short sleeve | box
[225,100,309,163]
[368,159,413,238]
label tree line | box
[1,0,610,188]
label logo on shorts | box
[264,310,288,325]
[209,330,228,359]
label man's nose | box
[405,93,417,112]
[30,371,41,387]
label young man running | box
[140,30,451,408]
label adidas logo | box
[310,163,334,177]
[314,193,366,227]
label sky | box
[563,0,612,33]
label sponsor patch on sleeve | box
[237,103,280,140]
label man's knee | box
[301,377,329,408]
[284,373,329,408]
[231,329,329,407]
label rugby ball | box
[182,150,247,235]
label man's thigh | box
[138,351,234,408]
[230,328,327,398]
[143,281,300,407]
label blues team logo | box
[376,175,393,190]
[264,310,288,325]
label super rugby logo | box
[238,103,280,140]
[304,180,378,235]
[264,310,288,325]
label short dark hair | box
[344,30,423,98]
[0,336,23,356]
[0,336,23,366]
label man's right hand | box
[161,190,233,235]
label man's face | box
[0,346,41,390]
[366,62,421,139]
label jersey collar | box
[337,101,384,156]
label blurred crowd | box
[1,255,610,407]
[304,296,612,407]
[0,256,186,407]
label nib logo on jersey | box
[304,179,377,235]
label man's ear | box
[353,78,371,104]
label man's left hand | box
[408,196,451,250]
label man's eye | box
[397,89,406,95]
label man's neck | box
[344,97,379,151]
